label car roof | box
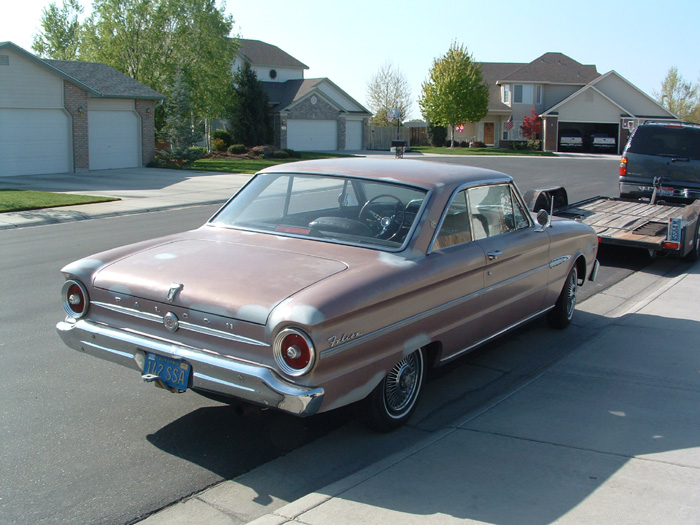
[258,158,513,191]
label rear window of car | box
[628,126,700,160]
[209,172,429,251]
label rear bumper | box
[56,319,324,416]
[620,181,700,202]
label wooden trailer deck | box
[555,197,685,248]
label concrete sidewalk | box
[137,259,700,525]
[0,167,252,230]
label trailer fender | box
[523,187,569,213]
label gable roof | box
[499,52,599,85]
[238,38,308,70]
[0,41,164,100]
[46,60,164,99]
[261,78,370,115]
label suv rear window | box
[628,125,700,160]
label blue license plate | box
[143,352,191,390]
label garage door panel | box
[89,110,140,170]
[287,120,337,151]
[0,109,71,176]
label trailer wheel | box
[684,221,700,262]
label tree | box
[520,109,542,139]
[228,61,273,147]
[653,66,699,122]
[32,0,83,60]
[366,61,412,126]
[163,69,202,157]
[419,42,489,146]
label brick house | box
[452,52,677,154]
[234,39,371,151]
[0,42,164,176]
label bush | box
[186,147,206,161]
[459,141,469,148]
[427,123,447,147]
[212,138,227,152]
[227,143,247,154]
[211,130,232,147]
[526,139,542,151]
[511,141,528,150]
[149,150,185,169]
[283,148,302,158]
[470,141,486,148]
[272,150,290,159]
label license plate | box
[143,352,191,390]
[658,187,674,197]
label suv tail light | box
[619,157,628,177]
[61,280,89,319]
[274,328,316,377]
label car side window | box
[434,190,472,250]
[467,184,529,239]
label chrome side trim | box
[439,306,553,364]
[92,301,268,347]
[320,262,551,359]
[549,255,571,268]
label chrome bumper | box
[56,319,324,416]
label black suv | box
[619,121,700,202]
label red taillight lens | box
[62,280,89,318]
[274,329,315,376]
[619,157,628,177]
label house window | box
[513,84,533,104]
[503,84,510,104]
[536,85,542,105]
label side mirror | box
[535,209,550,231]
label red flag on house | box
[504,115,514,131]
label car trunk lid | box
[92,239,347,324]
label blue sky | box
[4,0,698,117]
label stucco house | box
[454,52,677,154]
[234,39,371,151]
[0,42,164,177]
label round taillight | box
[62,280,89,318]
[273,328,315,377]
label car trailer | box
[524,186,700,261]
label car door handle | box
[487,250,503,261]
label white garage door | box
[0,109,71,176]
[89,110,140,170]
[345,120,362,151]
[287,120,337,151]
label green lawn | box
[191,151,351,174]
[0,190,119,213]
[410,146,555,156]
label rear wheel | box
[361,349,425,432]
[547,265,578,329]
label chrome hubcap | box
[385,353,420,413]
[566,271,577,318]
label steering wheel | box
[359,194,405,239]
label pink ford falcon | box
[57,158,598,431]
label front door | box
[484,122,495,145]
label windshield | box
[209,172,429,250]
[629,125,700,160]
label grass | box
[0,189,119,213]
[410,146,556,156]
[191,151,351,174]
